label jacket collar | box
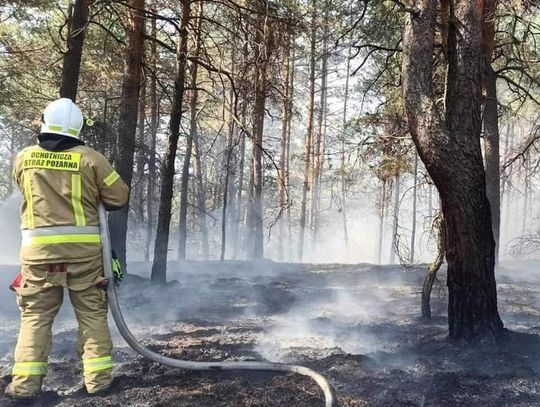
[38,133,85,152]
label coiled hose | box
[98,204,339,407]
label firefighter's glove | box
[111,250,124,287]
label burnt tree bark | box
[192,123,209,259]
[377,179,387,264]
[410,153,418,263]
[134,81,147,228]
[178,3,203,261]
[145,1,158,262]
[401,0,504,341]
[60,0,91,101]
[109,0,145,271]
[298,2,317,262]
[151,0,191,284]
[340,46,351,258]
[246,1,274,260]
[422,212,446,319]
[310,3,329,243]
[278,29,293,262]
[389,174,400,264]
[483,67,500,263]
[482,0,500,263]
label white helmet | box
[41,98,84,139]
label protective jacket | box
[13,136,129,265]
[8,134,128,397]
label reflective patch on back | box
[23,150,81,172]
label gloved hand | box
[111,250,124,286]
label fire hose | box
[98,204,339,407]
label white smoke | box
[0,192,21,264]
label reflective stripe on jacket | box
[13,145,129,264]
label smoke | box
[254,264,431,363]
[0,192,21,264]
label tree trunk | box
[341,46,351,259]
[482,0,500,264]
[232,101,247,259]
[278,30,292,262]
[178,3,203,261]
[224,44,238,262]
[298,3,317,262]
[401,0,504,341]
[522,149,530,235]
[501,122,513,246]
[483,67,500,264]
[390,174,400,264]
[109,0,145,271]
[428,183,433,220]
[377,180,386,264]
[60,0,90,101]
[221,135,234,261]
[285,42,295,255]
[422,212,446,319]
[410,153,418,263]
[310,3,329,244]
[192,125,209,258]
[134,82,147,228]
[247,3,273,260]
[145,1,158,262]
[151,0,191,284]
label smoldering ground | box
[2,260,540,406]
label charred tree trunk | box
[377,180,387,264]
[500,122,510,241]
[278,31,292,262]
[422,212,446,319]
[134,82,147,228]
[178,3,203,261]
[145,2,158,262]
[390,174,400,264]
[310,4,329,244]
[401,0,504,341]
[232,101,247,259]
[341,46,351,258]
[285,42,295,254]
[192,124,209,259]
[151,0,191,284]
[428,183,434,220]
[222,44,238,262]
[248,76,265,260]
[109,0,145,271]
[522,149,530,235]
[60,0,91,101]
[247,3,273,260]
[483,67,500,264]
[298,3,317,262]
[482,0,500,264]
[410,153,418,263]
[221,137,234,261]
[221,50,237,262]
[176,87,195,261]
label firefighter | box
[4,98,129,401]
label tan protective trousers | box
[10,259,113,396]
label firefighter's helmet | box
[41,98,84,139]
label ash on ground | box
[1,260,540,406]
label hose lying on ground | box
[98,204,339,407]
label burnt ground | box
[2,260,540,406]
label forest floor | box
[2,260,540,406]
